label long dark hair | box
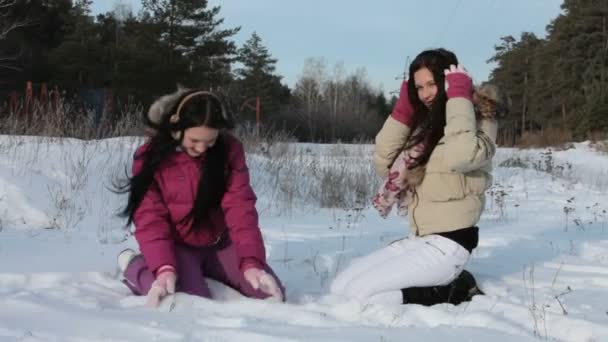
[405,48,458,169]
[118,90,235,231]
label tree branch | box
[0,0,35,70]
[0,0,17,9]
[0,18,35,40]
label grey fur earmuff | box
[167,90,229,141]
[146,87,229,141]
[147,86,190,128]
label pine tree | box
[489,0,608,141]
[0,0,71,85]
[141,0,239,90]
[546,0,608,135]
[48,0,105,88]
[488,34,543,143]
[235,31,287,122]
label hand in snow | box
[244,268,283,301]
[146,269,177,308]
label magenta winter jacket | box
[132,133,266,274]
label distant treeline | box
[1,0,606,144]
[488,0,608,145]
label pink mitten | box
[146,266,177,308]
[391,80,415,126]
[244,267,283,301]
[445,64,473,101]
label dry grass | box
[590,140,608,154]
[247,142,379,214]
[516,128,608,151]
[1,98,380,213]
[233,122,297,155]
[517,128,573,148]
[0,97,143,139]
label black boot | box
[401,270,484,306]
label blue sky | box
[91,0,563,95]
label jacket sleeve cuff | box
[156,265,176,277]
[240,257,264,272]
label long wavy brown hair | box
[404,48,459,169]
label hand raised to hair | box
[444,64,473,101]
[391,80,415,126]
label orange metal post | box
[25,81,33,120]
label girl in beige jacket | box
[331,48,499,305]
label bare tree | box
[324,62,345,140]
[342,68,368,132]
[0,0,35,70]
[294,58,327,141]
[112,0,133,46]
[112,0,132,21]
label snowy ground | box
[1,135,607,342]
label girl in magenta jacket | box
[118,89,284,307]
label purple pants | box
[123,241,284,300]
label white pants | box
[330,234,471,304]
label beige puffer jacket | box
[374,97,497,236]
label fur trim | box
[147,85,191,126]
[473,84,500,120]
